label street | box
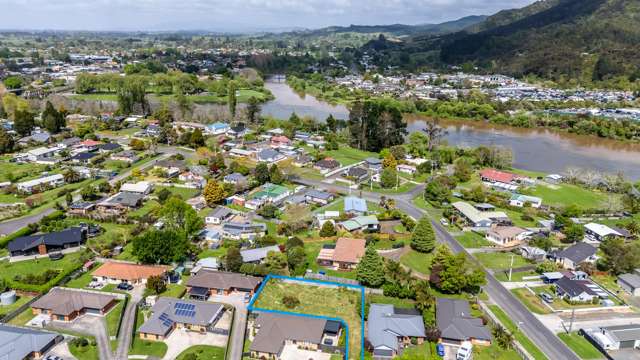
[115,286,145,360]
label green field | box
[317,146,378,167]
[528,183,609,209]
[558,332,603,359]
[511,288,553,315]
[176,345,225,360]
[155,186,200,200]
[488,305,547,360]
[475,252,531,270]
[68,336,100,360]
[455,231,493,248]
[253,279,362,360]
[0,251,86,292]
[0,294,33,318]
[399,249,434,275]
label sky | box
[0,0,537,32]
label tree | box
[228,80,237,119]
[246,96,261,124]
[319,221,337,237]
[116,76,148,115]
[269,164,284,184]
[422,119,447,151]
[146,275,167,295]
[326,114,337,132]
[407,132,429,157]
[599,237,640,275]
[356,246,386,287]
[563,224,585,243]
[63,168,81,184]
[156,188,172,203]
[13,109,34,137]
[348,99,407,152]
[264,251,289,275]
[254,163,270,184]
[380,168,397,189]
[424,178,451,204]
[382,154,397,169]
[157,197,204,238]
[257,204,278,219]
[287,246,307,274]
[411,217,436,253]
[389,145,406,161]
[536,260,558,274]
[492,324,514,350]
[190,129,205,148]
[225,247,243,272]
[3,76,22,89]
[430,245,485,294]
[0,127,14,154]
[41,101,65,134]
[453,158,472,182]
[203,180,226,205]
[132,230,189,264]
[282,294,300,309]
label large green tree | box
[411,217,436,253]
[228,80,237,119]
[0,127,14,154]
[132,229,189,264]
[13,108,34,137]
[41,101,65,134]
[356,246,386,287]
[348,99,407,152]
[157,197,204,238]
[225,247,243,272]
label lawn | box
[511,288,552,315]
[176,345,225,360]
[365,181,417,195]
[154,186,200,200]
[106,299,125,339]
[558,332,603,360]
[131,308,168,357]
[68,337,100,360]
[320,198,383,214]
[316,146,378,167]
[66,270,94,289]
[494,270,540,282]
[253,279,363,360]
[474,343,521,360]
[528,183,609,209]
[367,294,416,309]
[455,231,493,248]
[0,251,86,292]
[128,199,160,218]
[400,249,433,275]
[8,307,35,325]
[0,159,46,182]
[475,252,531,270]
[159,284,187,298]
[0,294,33,319]
[71,93,118,101]
[488,305,548,360]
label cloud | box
[0,0,537,31]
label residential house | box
[344,196,368,215]
[191,257,220,274]
[396,164,417,175]
[555,276,599,303]
[314,211,340,229]
[178,172,206,188]
[206,122,230,135]
[199,229,221,245]
[584,324,640,351]
[509,194,542,208]
[368,304,426,358]
[74,139,102,152]
[339,215,380,232]
[0,324,61,360]
[227,123,249,138]
[293,153,313,167]
[520,246,547,261]
[60,137,82,148]
[584,223,631,243]
[241,245,281,264]
[186,270,262,299]
[270,135,291,148]
[345,167,369,183]
[110,150,139,163]
[452,202,510,228]
[8,227,86,257]
[97,192,144,215]
[552,242,597,270]
[120,181,153,195]
[304,189,335,205]
[206,207,233,225]
[97,142,122,153]
[249,312,341,360]
[545,174,564,184]
[314,158,341,174]
[70,152,98,164]
[618,273,640,296]
[186,196,207,211]
[138,297,225,341]
[31,287,118,322]
[16,174,64,194]
[485,225,531,247]
[92,262,169,285]
[436,298,492,346]
[248,183,291,209]
[256,148,285,163]
[223,173,247,186]
[25,146,60,162]
[68,201,96,216]
[154,160,187,178]
[316,237,366,270]
[221,222,267,241]
[365,157,383,172]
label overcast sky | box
[0,0,537,32]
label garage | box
[619,340,636,349]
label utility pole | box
[508,253,515,281]
[568,308,576,333]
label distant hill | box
[363,0,640,84]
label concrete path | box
[115,286,145,360]
[206,293,248,360]
[49,315,111,360]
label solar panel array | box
[158,312,173,327]
[174,302,196,318]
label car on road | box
[440,218,449,226]
[117,282,133,291]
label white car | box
[440,218,449,226]
[457,341,473,360]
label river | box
[262,78,640,180]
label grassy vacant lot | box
[475,252,531,270]
[0,251,85,292]
[400,249,433,275]
[154,186,200,200]
[176,345,225,360]
[253,279,363,360]
[456,231,492,248]
[315,146,378,167]
[511,288,552,315]
[528,183,608,209]
[0,159,46,182]
[558,332,603,360]
[488,305,547,360]
[494,270,539,282]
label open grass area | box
[488,305,547,360]
[253,279,363,360]
[399,342,435,358]
[455,231,493,248]
[528,183,609,209]
[128,199,160,218]
[131,308,168,357]
[365,181,417,195]
[0,160,46,183]
[475,252,532,270]
[0,251,86,292]
[106,299,125,339]
[154,186,200,200]
[400,249,433,275]
[0,293,33,320]
[558,332,604,360]
[511,288,553,315]
[159,283,187,298]
[68,337,100,360]
[474,343,522,360]
[494,270,539,282]
[8,307,34,325]
[367,294,416,309]
[71,93,118,101]
[318,146,378,167]
[320,197,383,214]
[176,345,225,360]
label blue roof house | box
[344,196,368,215]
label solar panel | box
[185,310,195,317]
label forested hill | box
[441,0,640,82]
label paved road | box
[293,176,580,360]
[0,207,55,236]
[115,287,145,360]
[49,315,112,360]
[206,293,248,360]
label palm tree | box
[414,280,435,312]
[63,168,80,184]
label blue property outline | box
[247,274,366,360]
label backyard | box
[475,252,532,270]
[0,251,87,292]
[400,249,433,275]
[455,231,492,248]
[252,279,363,360]
[557,332,604,360]
[527,183,610,209]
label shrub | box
[282,294,300,309]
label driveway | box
[43,339,77,360]
[115,285,145,360]
[279,344,331,360]
[0,207,55,236]
[206,293,248,360]
[162,327,229,360]
[49,315,111,360]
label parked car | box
[539,292,554,303]
[117,282,133,291]
[456,341,473,360]
[436,343,445,357]
[49,252,64,261]
[440,218,449,226]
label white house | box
[396,164,417,175]
[617,273,640,297]
[206,122,231,135]
[120,181,153,195]
[16,174,65,193]
[509,194,542,208]
[584,223,625,243]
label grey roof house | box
[240,245,281,264]
[552,242,597,270]
[368,304,426,358]
[8,227,86,257]
[186,270,262,299]
[138,297,225,340]
[436,298,491,345]
[0,324,61,360]
[618,272,640,296]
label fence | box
[224,305,237,360]
[479,302,535,360]
[305,273,360,286]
